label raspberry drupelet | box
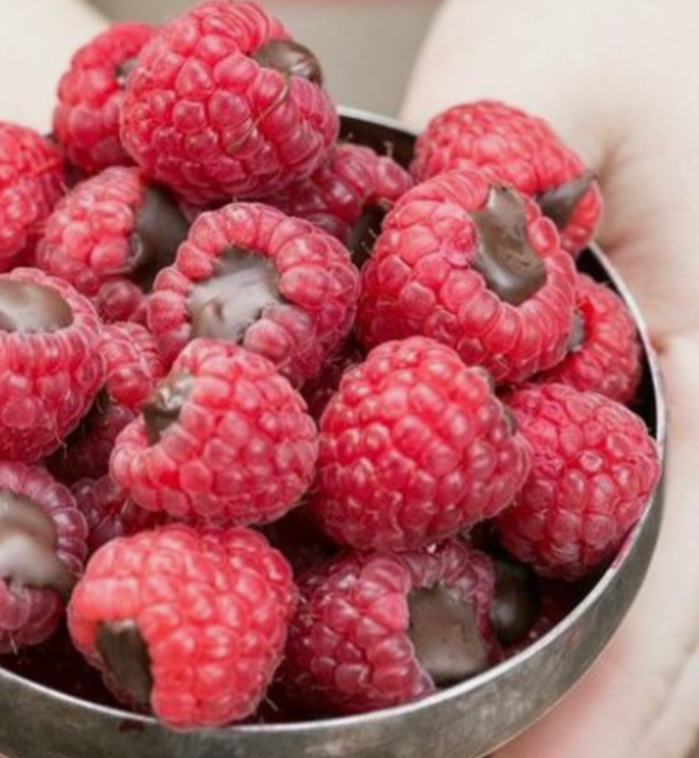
[53,23,156,174]
[356,170,577,385]
[110,338,318,526]
[411,100,603,256]
[67,524,297,727]
[120,0,339,204]
[37,166,189,324]
[312,337,531,552]
[147,202,360,383]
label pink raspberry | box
[356,170,577,384]
[536,273,642,403]
[411,101,603,256]
[53,23,156,174]
[120,0,338,204]
[111,338,319,526]
[279,539,495,716]
[497,383,661,580]
[0,462,87,652]
[67,524,297,727]
[147,202,360,383]
[0,123,65,269]
[37,166,189,323]
[0,267,104,463]
[312,337,531,551]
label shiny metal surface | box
[0,110,667,758]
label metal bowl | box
[0,110,666,758]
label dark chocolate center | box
[97,620,153,707]
[537,171,595,231]
[0,281,73,333]
[251,39,323,85]
[187,246,282,344]
[491,558,540,646]
[127,185,189,291]
[472,186,547,306]
[141,371,194,446]
[568,312,586,353]
[408,583,489,686]
[0,490,75,597]
[115,56,139,88]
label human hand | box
[403,1,699,756]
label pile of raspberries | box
[0,0,660,730]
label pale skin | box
[4,0,699,756]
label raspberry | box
[120,0,339,204]
[279,539,495,716]
[37,167,189,323]
[53,23,156,174]
[0,123,64,269]
[496,383,661,579]
[0,267,104,463]
[260,142,413,261]
[536,273,642,403]
[67,524,297,727]
[357,169,577,385]
[147,202,360,383]
[411,101,603,256]
[111,338,318,526]
[0,462,87,652]
[312,337,531,551]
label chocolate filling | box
[97,621,153,707]
[187,246,283,344]
[127,185,189,291]
[0,491,75,597]
[472,186,547,306]
[568,312,586,353]
[251,39,323,85]
[115,56,139,88]
[408,583,489,686]
[141,371,194,446]
[0,281,72,333]
[491,558,540,646]
[537,171,595,231]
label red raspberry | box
[260,142,413,260]
[120,0,338,205]
[536,273,642,403]
[0,462,87,652]
[280,539,495,716]
[147,202,360,383]
[312,337,531,551]
[67,524,297,727]
[72,476,165,554]
[0,123,64,269]
[53,23,156,174]
[357,169,577,385]
[0,267,104,463]
[411,101,603,256]
[497,383,661,580]
[37,167,189,323]
[111,338,318,526]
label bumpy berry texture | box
[53,23,155,174]
[312,337,531,551]
[120,0,339,204]
[148,202,360,383]
[357,170,577,385]
[0,462,87,653]
[537,273,642,403]
[497,383,661,580]
[111,338,318,526]
[0,267,104,463]
[411,101,603,256]
[280,539,495,716]
[67,524,297,727]
[300,336,363,420]
[37,166,189,323]
[0,123,64,269]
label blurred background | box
[91,0,441,117]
